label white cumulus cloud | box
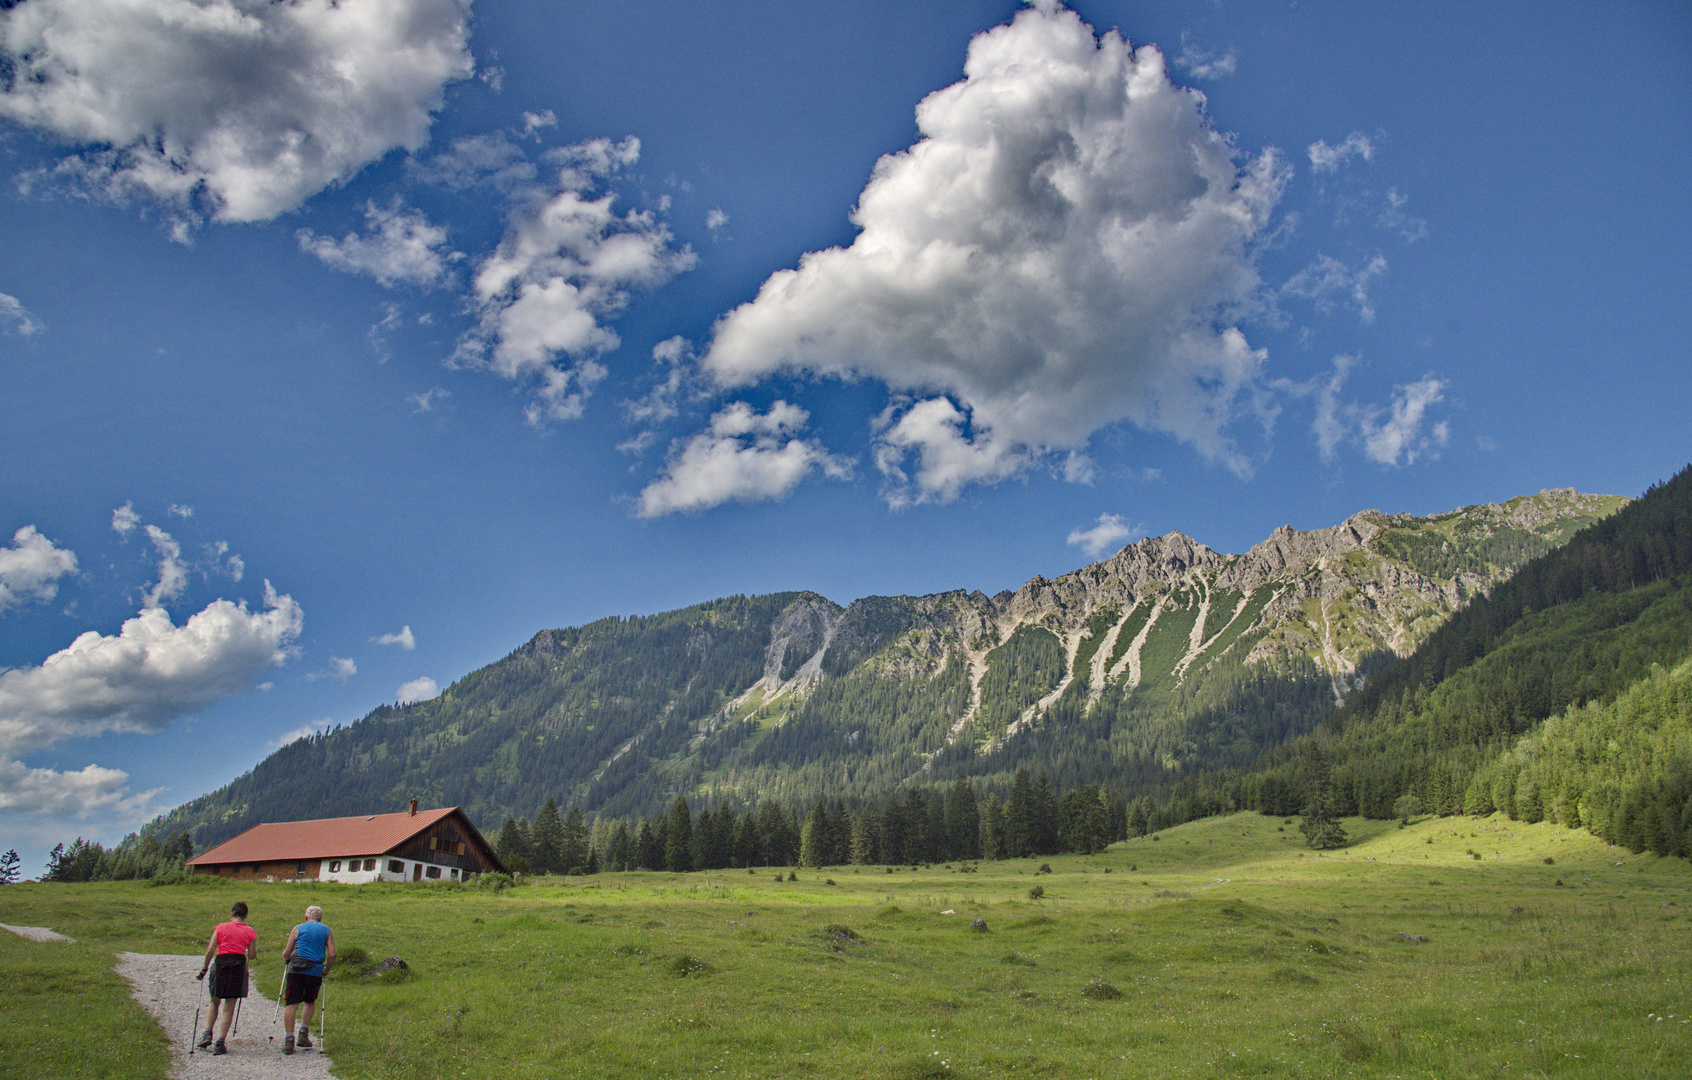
[0,293,43,336]
[396,676,438,703]
[0,758,157,818]
[457,137,697,425]
[700,3,1284,505]
[298,199,459,287]
[0,0,474,223]
[1067,513,1142,558]
[638,401,852,517]
[0,582,303,759]
[0,526,79,614]
[372,625,416,649]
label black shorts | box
[210,955,248,999]
[283,971,323,1005]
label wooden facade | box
[188,804,507,883]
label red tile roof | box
[188,807,460,865]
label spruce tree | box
[0,849,19,885]
[733,811,761,868]
[1299,745,1349,850]
[1005,770,1035,858]
[495,817,531,872]
[799,801,829,867]
[947,778,981,860]
[980,796,1006,860]
[532,799,565,874]
[637,819,661,870]
[561,806,589,872]
[665,796,694,872]
[1031,773,1061,855]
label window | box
[425,865,441,879]
[328,860,341,873]
[364,859,376,872]
[297,861,310,876]
[450,868,459,880]
[387,860,404,874]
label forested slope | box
[1243,465,1692,856]
[150,489,1626,850]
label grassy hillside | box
[4,813,1689,1080]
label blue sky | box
[1,0,1687,873]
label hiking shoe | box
[213,1041,227,1056]
[196,1029,214,1050]
[296,1027,313,1049]
[282,1034,294,1055]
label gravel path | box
[115,953,338,1079]
[1,922,75,942]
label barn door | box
[412,864,422,881]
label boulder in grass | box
[971,919,989,932]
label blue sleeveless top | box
[292,921,330,976]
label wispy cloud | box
[372,626,416,650]
[1067,514,1143,558]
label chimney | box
[408,799,418,817]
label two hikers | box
[280,904,336,1055]
[196,901,257,1055]
[197,901,336,1056]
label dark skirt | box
[210,954,248,1000]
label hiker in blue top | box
[279,905,336,1055]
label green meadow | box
[3,812,1689,1080]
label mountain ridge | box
[151,487,1625,848]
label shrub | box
[1081,978,1122,1000]
[1038,864,1052,874]
[667,955,712,977]
[1027,885,1045,900]
[142,870,217,888]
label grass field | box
[3,812,1689,1080]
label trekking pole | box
[269,967,286,1033]
[317,977,326,1053]
[232,995,242,1036]
[189,969,204,1056]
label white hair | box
[304,905,323,921]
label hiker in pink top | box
[196,901,257,1055]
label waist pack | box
[287,956,318,973]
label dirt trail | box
[115,953,337,1079]
[0,923,74,942]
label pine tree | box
[946,777,981,860]
[733,810,761,868]
[531,799,565,874]
[980,796,1006,860]
[1299,744,1349,850]
[1031,773,1061,855]
[606,822,632,871]
[637,819,662,870]
[828,799,852,866]
[495,817,530,870]
[799,801,830,867]
[849,807,879,864]
[0,849,19,885]
[561,806,589,872]
[665,796,694,872]
[1004,770,1034,858]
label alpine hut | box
[187,800,507,883]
